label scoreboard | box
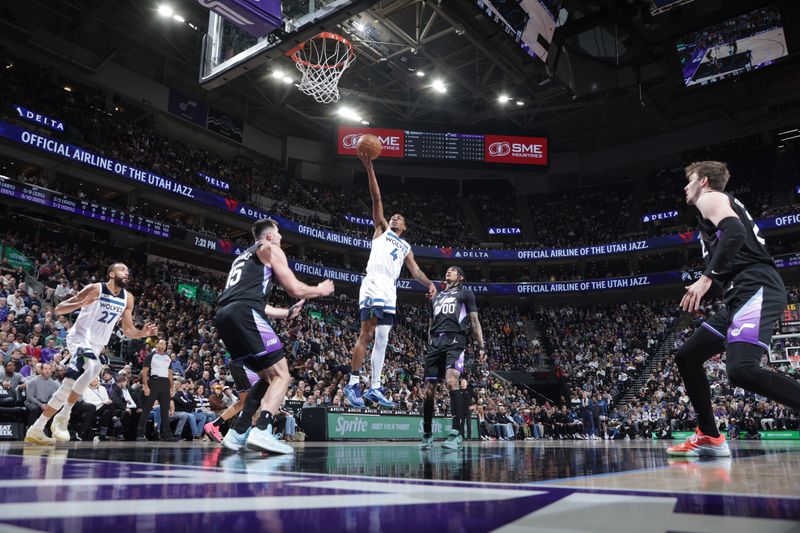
[337,127,548,166]
[780,303,800,330]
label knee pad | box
[372,324,390,353]
[72,358,103,395]
[726,342,764,387]
[49,380,73,410]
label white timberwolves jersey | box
[67,283,127,353]
[365,229,411,281]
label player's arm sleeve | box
[702,216,746,279]
[142,353,153,369]
[463,290,478,314]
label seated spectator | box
[82,377,115,441]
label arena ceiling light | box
[157,4,174,18]
[415,70,425,77]
[498,95,511,104]
[281,75,294,84]
[172,14,185,23]
[431,79,447,93]
[271,69,284,79]
[337,106,363,122]
[516,100,524,106]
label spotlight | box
[271,69,285,79]
[498,95,510,104]
[282,76,293,84]
[516,100,524,106]
[337,106,363,121]
[157,4,174,18]
[172,14,185,23]
[361,120,370,125]
[415,70,425,77]
[355,22,365,32]
[63,85,72,92]
[432,79,447,93]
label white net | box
[770,332,800,371]
[290,32,355,104]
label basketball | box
[356,133,382,160]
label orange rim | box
[288,32,355,70]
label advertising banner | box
[4,119,800,263]
[177,283,197,300]
[167,89,207,127]
[337,127,405,158]
[326,411,479,440]
[0,174,170,238]
[484,134,548,165]
[207,107,243,143]
[3,245,34,272]
[14,105,65,132]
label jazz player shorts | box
[701,264,787,351]
[215,301,285,373]
[229,359,261,393]
[358,274,396,326]
[424,332,466,381]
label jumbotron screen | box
[677,5,788,88]
[337,127,548,166]
[473,0,559,63]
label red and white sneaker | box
[667,428,730,457]
[204,421,223,443]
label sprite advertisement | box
[326,412,478,440]
[177,283,197,300]
[3,245,34,272]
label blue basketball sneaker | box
[343,383,365,408]
[363,387,394,408]
[442,429,463,451]
[222,426,252,452]
[246,424,294,455]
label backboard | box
[199,0,379,89]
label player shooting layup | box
[343,152,437,408]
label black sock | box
[449,390,462,433]
[212,416,223,427]
[423,396,434,435]
[256,410,274,431]
[232,379,269,433]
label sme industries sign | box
[337,127,405,158]
[485,134,548,165]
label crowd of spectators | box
[3,222,800,442]
[6,52,799,256]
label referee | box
[137,339,178,441]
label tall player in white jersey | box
[343,152,437,408]
[25,263,157,445]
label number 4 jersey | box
[67,283,127,354]
[429,286,477,335]
[359,228,410,316]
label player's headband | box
[448,266,465,279]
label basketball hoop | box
[288,32,355,104]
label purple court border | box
[0,454,797,531]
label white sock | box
[31,414,49,431]
[348,373,360,386]
[57,402,74,420]
[370,325,391,389]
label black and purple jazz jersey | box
[429,286,478,335]
[217,244,274,307]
